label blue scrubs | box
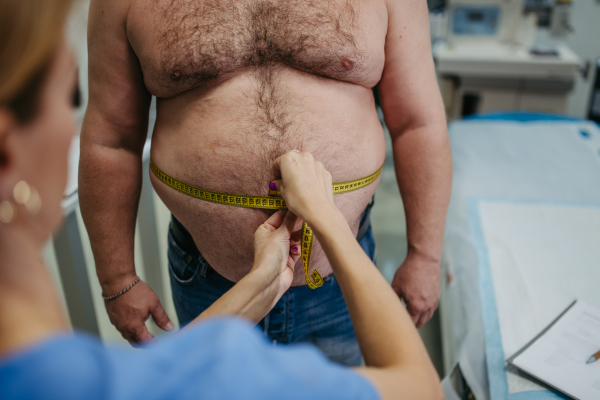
[0,318,379,400]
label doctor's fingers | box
[323,168,333,201]
[271,151,311,180]
[289,227,302,255]
[279,210,300,234]
[260,210,287,233]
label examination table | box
[440,113,600,400]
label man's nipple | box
[339,58,354,71]
[171,70,182,81]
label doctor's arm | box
[378,0,452,328]
[272,152,443,400]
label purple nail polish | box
[292,246,299,253]
[269,182,277,190]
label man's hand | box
[391,253,441,328]
[104,280,174,344]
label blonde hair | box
[0,0,74,122]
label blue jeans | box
[168,212,376,367]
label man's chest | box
[128,0,387,97]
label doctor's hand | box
[187,209,302,327]
[271,151,335,226]
[391,252,441,328]
[252,209,302,296]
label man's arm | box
[79,0,173,343]
[378,0,452,328]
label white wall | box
[565,0,600,117]
[66,0,90,130]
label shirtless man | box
[79,0,451,365]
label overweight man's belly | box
[150,67,385,286]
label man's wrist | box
[406,246,442,265]
[99,271,139,294]
[102,277,141,300]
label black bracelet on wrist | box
[102,277,140,301]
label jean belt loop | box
[198,258,209,277]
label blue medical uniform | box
[0,318,379,400]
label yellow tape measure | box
[150,159,382,289]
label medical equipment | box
[433,0,581,120]
[550,0,573,39]
[446,0,529,46]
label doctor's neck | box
[0,221,68,357]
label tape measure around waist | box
[150,159,383,289]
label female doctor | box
[0,0,442,399]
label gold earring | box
[13,181,42,216]
[0,200,15,224]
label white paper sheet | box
[511,301,600,400]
